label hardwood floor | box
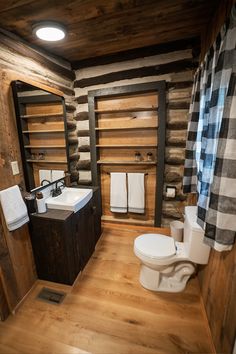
[0,223,215,354]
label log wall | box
[0,30,75,316]
[74,39,197,225]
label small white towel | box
[51,170,65,182]
[110,173,127,213]
[39,170,52,184]
[0,185,29,231]
[128,173,145,214]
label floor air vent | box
[36,287,66,305]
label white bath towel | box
[51,170,65,182]
[39,170,52,184]
[128,173,145,214]
[0,185,29,231]
[110,173,127,213]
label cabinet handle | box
[91,206,96,215]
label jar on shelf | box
[135,152,141,162]
[147,152,153,161]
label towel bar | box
[107,172,148,175]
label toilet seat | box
[134,233,176,260]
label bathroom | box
[0,0,235,353]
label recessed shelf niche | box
[88,81,166,227]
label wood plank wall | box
[198,2,236,354]
[0,30,75,316]
[74,39,197,225]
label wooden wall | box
[198,2,236,354]
[0,29,75,316]
[74,39,198,225]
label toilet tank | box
[183,206,211,264]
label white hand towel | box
[51,170,65,182]
[0,185,29,231]
[128,173,145,214]
[110,173,127,213]
[39,170,52,184]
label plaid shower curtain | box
[183,5,236,252]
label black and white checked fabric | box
[204,72,236,251]
[183,5,236,251]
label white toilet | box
[134,206,211,292]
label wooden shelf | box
[96,144,157,148]
[22,129,65,133]
[94,107,158,113]
[21,113,63,119]
[24,145,66,149]
[97,160,156,165]
[26,159,67,163]
[95,126,157,131]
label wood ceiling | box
[0,0,219,66]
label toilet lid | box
[134,233,176,259]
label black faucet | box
[51,180,65,197]
[41,179,51,186]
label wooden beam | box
[74,59,197,88]
[72,38,199,69]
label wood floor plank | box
[0,224,215,354]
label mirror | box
[11,80,70,192]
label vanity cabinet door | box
[73,200,95,270]
[30,212,77,285]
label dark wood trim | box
[74,59,197,88]
[62,98,71,174]
[72,37,200,70]
[155,81,166,227]
[18,94,62,104]
[0,29,75,81]
[88,81,166,227]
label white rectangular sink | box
[46,187,93,213]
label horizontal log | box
[77,130,90,137]
[69,160,77,171]
[74,59,197,88]
[69,152,80,161]
[77,179,92,186]
[162,201,183,220]
[70,170,79,182]
[79,145,90,152]
[76,160,91,171]
[167,81,193,90]
[166,130,187,147]
[0,29,75,81]
[68,136,78,145]
[74,112,89,121]
[164,165,184,183]
[67,121,77,130]
[75,95,88,104]
[167,110,188,129]
[165,147,185,165]
[65,103,76,112]
[72,37,199,69]
[69,145,78,156]
[168,101,190,110]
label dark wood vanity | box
[29,188,101,285]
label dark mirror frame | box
[11,80,70,192]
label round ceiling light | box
[33,22,66,41]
